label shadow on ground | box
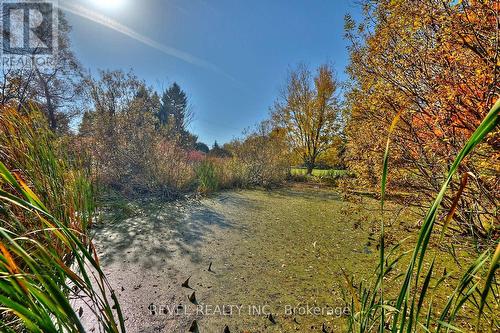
[93,198,243,270]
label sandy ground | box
[80,185,392,333]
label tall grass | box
[344,100,499,332]
[0,108,94,233]
[195,159,219,193]
[0,107,125,332]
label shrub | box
[223,122,291,188]
[79,70,199,198]
[148,140,196,195]
[80,98,196,197]
[208,157,257,189]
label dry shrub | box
[80,104,196,197]
[212,157,247,189]
[217,122,291,188]
[150,140,195,193]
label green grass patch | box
[291,168,349,179]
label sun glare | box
[89,0,125,10]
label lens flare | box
[89,0,125,10]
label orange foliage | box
[345,0,499,237]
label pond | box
[83,184,415,332]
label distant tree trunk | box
[35,66,57,131]
[305,156,315,175]
[44,89,56,131]
[306,163,314,175]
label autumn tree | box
[1,10,83,132]
[80,70,159,190]
[344,0,499,237]
[273,64,341,174]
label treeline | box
[0,8,348,199]
[0,10,295,197]
[77,69,293,195]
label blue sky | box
[62,0,362,145]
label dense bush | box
[150,140,196,193]
[190,122,291,193]
[81,109,195,196]
[77,71,299,197]
[222,122,291,188]
[344,0,499,238]
[79,71,196,197]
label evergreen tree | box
[209,140,231,158]
[195,142,210,153]
[158,82,188,131]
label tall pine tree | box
[157,82,197,147]
[158,83,188,130]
